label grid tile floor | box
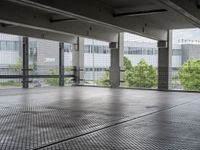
[0,87,199,150]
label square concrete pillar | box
[110,33,124,88]
[158,30,172,90]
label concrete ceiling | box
[0,0,199,42]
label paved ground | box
[0,86,199,150]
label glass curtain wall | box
[0,33,22,89]
[170,28,200,91]
[121,32,158,89]
[29,38,59,88]
[64,43,74,86]
[83,38,110,86]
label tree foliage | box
[8,58,23,74]
[45,69,59,86]
[45,67,72,86]
[96,71,110,86]
[9,58,36,74]
[124,57,157,88]
[178,59,200,91]
[96,57,157,88]
[124,57,133,71]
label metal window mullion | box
[22,37,29,88]
[59,42,65,86]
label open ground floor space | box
[0,86,199,150]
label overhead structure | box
[158,0,200,27]
[0,0,198,42]
[0,25,78,43]
[0,0,199,90]
[0,0,119,43]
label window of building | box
[172,49,182,56]
[0,41,20,51]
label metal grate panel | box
[0,87,199,150]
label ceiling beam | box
[197,0,200,8]
[7,0,168,40]
[0,1,119,42]
[157,0,200,27]
[0,25,78,43]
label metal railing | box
[0,67,76,88]
[78,67,110,86]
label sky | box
[124,28,200,44]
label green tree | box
[45,67,73,86]
[178,59,200,91]
[96,71,110,86]
[124,56,133,71]
[9,58,36,74]
[124,58,157,88]
[3,58,23,87]
[8,58,23,74]
[96,57,157,88]
[45,69,59,86]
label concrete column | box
[59,42,65,86]
[72,37,84,85]
[119,33,124,83]
[22,37,29,88]
[110,33,124,88]
[168,30,173,89]
[158,30,172,90]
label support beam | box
[110,33,124,88]
[7,0,167,40]
[59,42,65,86]
[0,25,77,44]
[158,0,200,27]
[158,30,172,90]
[0,1,118,42]
[72,37,84,85]
[22,37,29,88]
[197,0,200,8]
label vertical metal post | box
[59,42,65,86]
[22,37,29,88]
[72,37,84,85]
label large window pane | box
[170,28,200,91]
[29,38,59,88]
[0,33,22,89]
[83,38,110,86]
[122,32,158,89]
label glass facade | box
[0,29,199,91]
[122,33,158,89]
[170,28,200,91]
[83,38,110,86]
